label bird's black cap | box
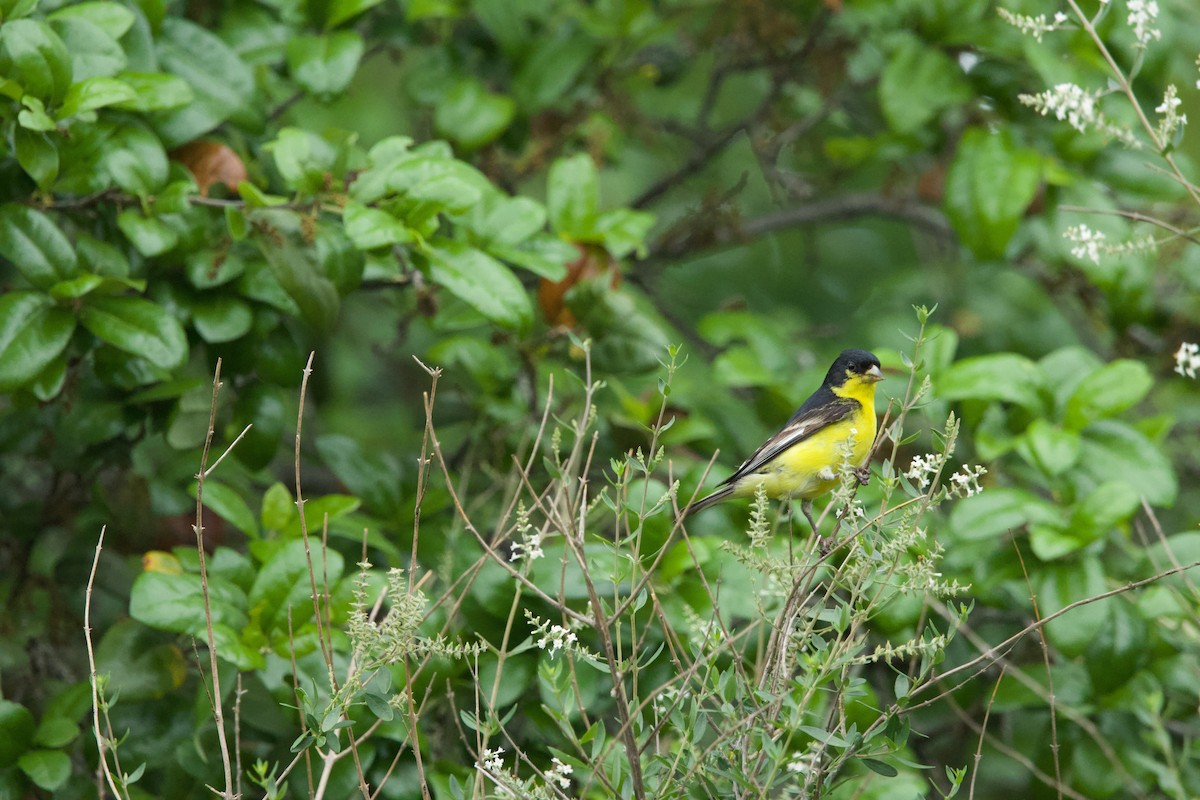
[826,349,882,384]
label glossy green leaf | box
[343,201,410,249]
[565,279,673,374]
[0,699,35,768]
[593,207,655,258]
[434,78,515,150]
[1017,419,1080,476]
[0,205,77,289]
[261,482,296,531]
[48,2,134,38]
[1077,420,1176,506]
[79,295,188,370]
[49,17,125,81]
[186,249,246,289]
[0,0,39,22]
[0,19,72,103]
[248,539,345,634]
[116,209,178,256]
[937,353,1044,411]
[944,128,1042,260]
[18,750,71,792]
[49,273,105,300]
[33,717,78,749]
[57,76,137,118]
[269,127,341,194]
[326,0,385,28]
[13,128,58,188]
[948,487,1064,542]
[426,239,532,330]
[129,571,248,635]
[286,31,363,96]
[155,17,256,146]
[1040,555,1108,657]
[462,193,546,246]
[879,36,970,135]
[1063,359,1152,430]
[17,96,56,131]
[100,122,169,196]
[112,71,194,111]
[192,480,259,536]
[547,153,598,238]
[1084,600,1146,694]
[316,434,406,520]
[255,220,340,331]
[191,295,253,342]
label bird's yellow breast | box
[734,374,878,502]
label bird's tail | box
[685,484,736,517]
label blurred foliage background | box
[2,0,1200,797]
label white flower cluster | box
[477,747,504,772]
[510,529,544,562]
[998,8,1069,42]
[536,623,577,658]
[787,748,819,775]
[1175,342,1200,378]
[1155,84,1187,144]
[1064,224,1107,265]
[1127,0,1161,47]
[948,465,988,498]
[905,453,941,490]
[1019,84,1139,147]
[548,757,573,789]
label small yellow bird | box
[687,349,884,532]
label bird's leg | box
[854,466,871,486]
[800,498,818,535]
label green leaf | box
[269,127,341,195]
[101,122,169,196]
[343,200,410,250]
[326,0,385,28]
[48,2,134,38]
[1063,359,1152,431]
[154,17,256,147]
[937,353,1044,411]
[593,208,655,258]
[255,218,341,331]
[49,16,125,81]
[49,273,105,300]
[33,718,78,749]
[248,539,345,635]
[434,78,515,150]
[13,128,58,188]
[861,758,899,778]
[426,240,532,330]
[18,96,56,131]
[129,571,248,634]
[944,127,1043,260]
[565,280,673,374]
[1077,420,1176,506]
[57,75,137,118]
[261,482,296,531]
[0,699,35,768]
[286,31,363,97]
[192,480,260,537]
[1040,556,1108,657]
[79,295,188,370]
[879,36,970,135]
[462,193,545,246]
[116,209,178,256]
[18,750,71,792]
[488,235,574,281]
[948,487,1064,542]
[547,153,598,238]
[0,0,39,22]
[1017,419,1080,476]
[316,434,406,519]
[0,205,78,289]
[0,19,72,103]
[112,71,194,111]
[513,31,594,110]
[186,249,246,289]
[191,295,253,343]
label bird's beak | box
[865,365,884,382]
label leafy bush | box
[1,0,1199,798]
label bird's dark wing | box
[717,397,857,487]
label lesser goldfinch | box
[687,349,884,532]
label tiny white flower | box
[1064,224,1107,265]
[1175,342,1200,378]
[1127,0,1161,47]
[537,624,577,658]
[510,530,544,562]
[476,747,505,772]
[1155,84,1187,144]
[549,757,574,789]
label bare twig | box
[85,527,125,800]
